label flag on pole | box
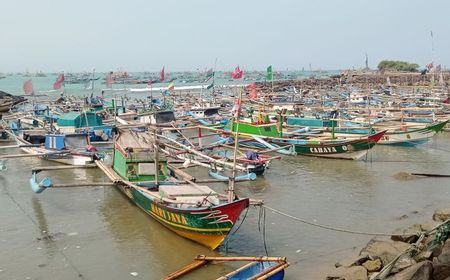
[231,67,243,79]
[106,72,113,88]
[160,67,165,81]
[266,65,273,81]
[53,73,65,90]
[147,79,153,88]
[206,82,214,90]
[23,79,34,95]
[426,63,434,71]
[247,83,257,99]
[232,98,241,117]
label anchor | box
[29,171,53,193]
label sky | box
[0,0,449,72]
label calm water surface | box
[1,134,450,279]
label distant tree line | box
[377,60,420,72]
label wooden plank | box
[168,164,196,182]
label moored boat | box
[97,129,250,249]
[162,255,289,280]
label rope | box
[262,205,419,237]
[258,206,269,255]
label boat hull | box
[119,185,249,249]
[377,121,448,145]
[273,131,385,160]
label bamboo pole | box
[52,182,115,188]
[0,151,69,159]
[155,132,246,171]
[161,260,208,280]
[195,256,287,262]
[32,164,97,173]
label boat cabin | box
[113,131,168,182]
[57,112,103,133]
[230,120,281,138]
[189,106,220,119]
[45,133,90,151]
[138,110,176,126]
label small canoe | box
[162,255,289,280]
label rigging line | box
[262,205,420,237]
[1,189,86,280]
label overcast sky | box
[0,0,448,72]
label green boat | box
[227,120,385,160]
[99,129,249,249]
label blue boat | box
[162,256,289,280]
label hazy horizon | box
[1,0,449,73]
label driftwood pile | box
[326,208,450,280]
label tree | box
[377,60,420,72]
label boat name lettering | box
[150,204,188,225]
[309,147,337,153]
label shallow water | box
[1,133,450,280]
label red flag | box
[426,63,434,71]
[53,73,65,90]
[23,79,34,95]
[249,89,257,99]
[232,98,241,117]
[160,66,165,81]
[147,79,153,87]
[246,83,256,90]
[106,72,113,88]
[231,67,243,79]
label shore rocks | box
[326,266,368,280]
[433,209,450,223]
[362,259,382,272]
[385,261,433,280]
[326,210,450,280]
[360,240,410,266]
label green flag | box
[206,82,214,90]
[266,65,273,81]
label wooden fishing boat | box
[376,120,448,146]
[13,131,97,166]
[225,120,385,160]
[97,129,250,249]
[162,255,289,280]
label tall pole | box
[228,91,242,203]
[153,128,159,186]
[91,68,95,96]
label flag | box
[206,82,214,90]
[167,83,174,90]
[53,73,65,90]
[231,66,243,79]
[232,98,241,117]
[249,89,257,99]
[246,83,256,90]
[205,68,215,82]
[160,66,165,81]
[106,72,113,88]
[147,79,153,88]
[266,65,273,81]
[23,79,34,95]
[426,63,434,71]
